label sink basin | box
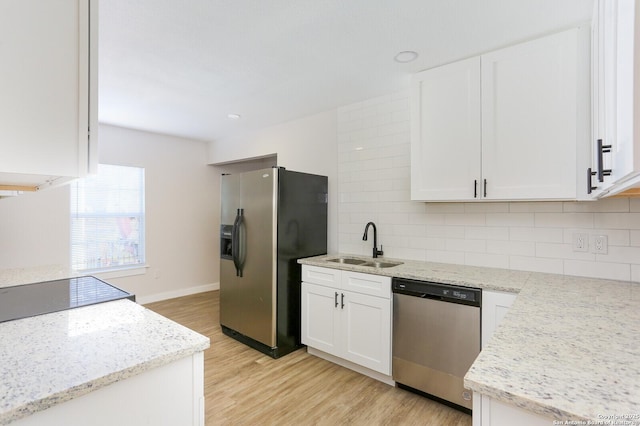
[361,260,403,268]
[327,257,368,265]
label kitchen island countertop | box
[299,254,640,423]
[0,267,210,425]
[0,265,79,289]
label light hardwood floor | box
[145,291,472,426]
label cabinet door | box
[301,282,341,357]
[482,28,583,200]
[341,291,391,375]
[590,0,618,195]
[611,0,640,184]
[589,0,640,197]
[410,57,482,201]
[0,0,95,186]
[481,290,517,348]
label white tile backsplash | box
[337,92,640,282]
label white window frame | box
[70,164,146,275]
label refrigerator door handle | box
[232,208,246,277]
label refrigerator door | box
[220,169,277,348]
[220,173,243,334]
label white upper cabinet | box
[410,57,481,201]
[411,27,590,202]
[0,0,98,194]
[589,0,640,197]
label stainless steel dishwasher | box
[392,277,481,412]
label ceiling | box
[98,0,593,143]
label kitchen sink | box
[327,257,368,265]
[361,260,403,268]
[326,257,403,269]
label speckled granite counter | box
[0,282,209,425]
[465,273,640,423]
[299,254,530,292]
[299,254,640,423]
[0,265,79,288]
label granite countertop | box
[0,283,210,425]
[299,254,530,292]
[0,265,79,289]
[300,254,640,423]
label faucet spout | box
[363,222,383,258]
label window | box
[71,164,145,272]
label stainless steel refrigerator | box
[219,167,328,358]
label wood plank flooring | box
[145,291,472,426]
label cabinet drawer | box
[302,265,341,289]
[341,271,391,299]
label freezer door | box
[219,169,277,348]
[220,173,243,334]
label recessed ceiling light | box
[227,113,241,120]
[394,51,418,63]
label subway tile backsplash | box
[337,92,640,283]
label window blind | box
[71,164,145,272]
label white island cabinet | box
[0,0,98,193]
[411,26,590,201]
[0,300,209,426]
[301,265,392,382]
[12,353,205,426]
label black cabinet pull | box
[597,139,612,182]
[334,292,338,308]
[483,179,487,197]
[587,167,597,194]
[474,180,477,198]
[341,293,345,309]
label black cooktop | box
[0,276,135,323]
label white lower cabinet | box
[474,290,552,426]
[481,290,517,348]
[480,398,554,426]
[13,352,205,426]
[301,265,392,377]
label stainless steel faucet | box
[362,222,383,258]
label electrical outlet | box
[572,233,589,252]
[593,235,608,254]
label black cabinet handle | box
[474,180,477,198]
[341,293,345,309]
[483,179,487,197]
[597,139,612,182]
[334,292,338,308]
[587,167,597,194]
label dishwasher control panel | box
[392,278,481,307]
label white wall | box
[0,124,218,302]
[209,109,339,253]
[0,185,70,269]
[337,91,640,283]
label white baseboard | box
[137,282,219,305]
[306,347,395,386]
